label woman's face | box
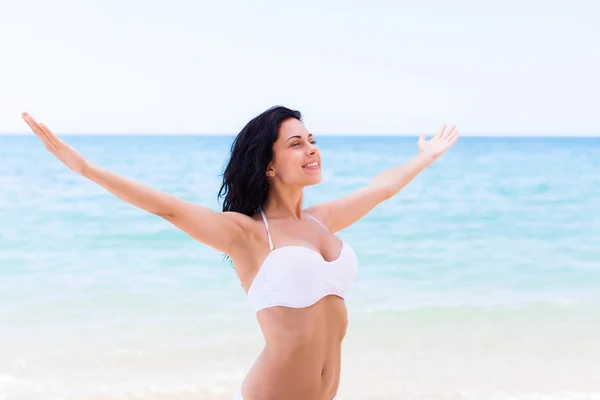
[267,118,322,187]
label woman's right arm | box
[83,163,250,254]
[22,112,250,255]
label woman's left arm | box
[307,125,459,233]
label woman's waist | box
[243,348,341,399]
[262,336,342,362]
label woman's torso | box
[232,209,358,400]
[243,296,347,399]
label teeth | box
[304,162,319,168]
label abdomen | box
[242,295,348,400]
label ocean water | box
[1,134,599,400]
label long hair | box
[218,105,303,216]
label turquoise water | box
[1,135,600,399]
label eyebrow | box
[285,133,313,143]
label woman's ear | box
[266,161,275,177]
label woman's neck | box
[262,185,304,220]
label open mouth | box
[302,161,320,170]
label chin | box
[304,175,322,187]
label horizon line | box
[1,132,599,138]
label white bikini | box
[234,209,359,399]
[248,209,359,312]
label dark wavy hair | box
[218,105,303,216]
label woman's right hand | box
[22,112,89,176]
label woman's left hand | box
[417,124,459,160]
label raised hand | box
[418,124,459,160]
[22,112,89,175]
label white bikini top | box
[247,209,359,313]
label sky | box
[1,0,598,136]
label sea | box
[1,134,599,400]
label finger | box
[22,113,43,136]
[22,114,46,139]
[419,133,426,142]
[22,113,54,149]
[22,112,38,127]
[447,128,459,142]
[442,124,456,139]
[436,124,446,138]
[446,133,459,148]
[39,123,57,143]
[22,112,40,133]
[39,123,59,151]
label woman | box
[21,106,459,400]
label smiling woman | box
[20,105,459,399]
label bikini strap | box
[259,209,274,251]
[305,212,328,231]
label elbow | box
[153,208,177,219]
[152,198,186,220]
[382,186,395,201]
[156,211,176,219]
[370,183,395,202]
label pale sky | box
[1,0,598,136]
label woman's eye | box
[291,140,316,147]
